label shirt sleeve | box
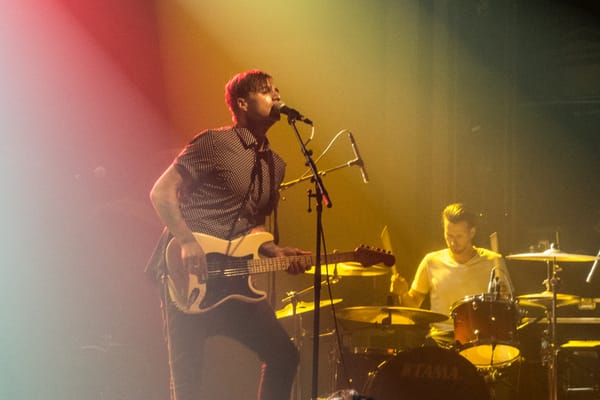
[411,254,431,295]
[174,130,215,184]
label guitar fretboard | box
[247,252,357,274]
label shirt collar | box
[234,126,270,152]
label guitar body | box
[165,232,273,314]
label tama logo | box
[399,362,461,380]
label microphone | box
[348,132,369,183]
[273,103,313,125]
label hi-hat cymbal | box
[337,306,449,326]
[507,248,600,262]
[275,299,343,319]
[305,262,388,277]
[517,291,580,308]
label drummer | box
[390,202,515,346]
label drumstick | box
[380,225,397,276]
[489,231,499,253]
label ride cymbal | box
[337,306,449,326]
[507,248,600,263]
[517,291,580,308]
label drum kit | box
[275,247,600,400]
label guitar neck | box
[248,252,357,274]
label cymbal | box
[275,299,343,319]
[517,291,580,308]
[305,262,388,277]
[337,306,449,326]
[506,248,600,262]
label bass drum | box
[363,346,490,400]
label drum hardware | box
[517,314,546,330]
[506,244,600,400]
[333,348,395,398]
[276,282,343,400]
[577,297,600,311]
[340,323,424,352]
[521,316,600,325]
[276,299,341,400]
[318,388,372,400]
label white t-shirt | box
[412,247,514,331]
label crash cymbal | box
[275,299,343,319]
[337,306,449,326]
[506,248,600,262]
[305,262,388,277]
[517,291,580,308]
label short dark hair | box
[442,202,478,228]
[225,69,272,123]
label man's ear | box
[236,97,248,111]
[469,226,477,240]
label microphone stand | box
[283,114,332,400]
[280,159,361,190]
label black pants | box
[164,297,299,400]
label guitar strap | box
[267,150,280,245]
[266,150,278,308]
[224,148,263,254]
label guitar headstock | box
[354,245,395,267]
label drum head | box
[363,346,489,400]
[460,344,520,368]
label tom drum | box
[451,294,520,368]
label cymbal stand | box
[281,279,340,400]
[541,255,561,400]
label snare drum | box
[363,346,490,400]
[451,294,520,368]
[338,326,423,391]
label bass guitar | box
[165,232,395,314]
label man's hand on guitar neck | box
[259,241,312,275]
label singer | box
[390,202,515,346]
[145,69,311,400]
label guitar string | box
[200,251,371,278]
